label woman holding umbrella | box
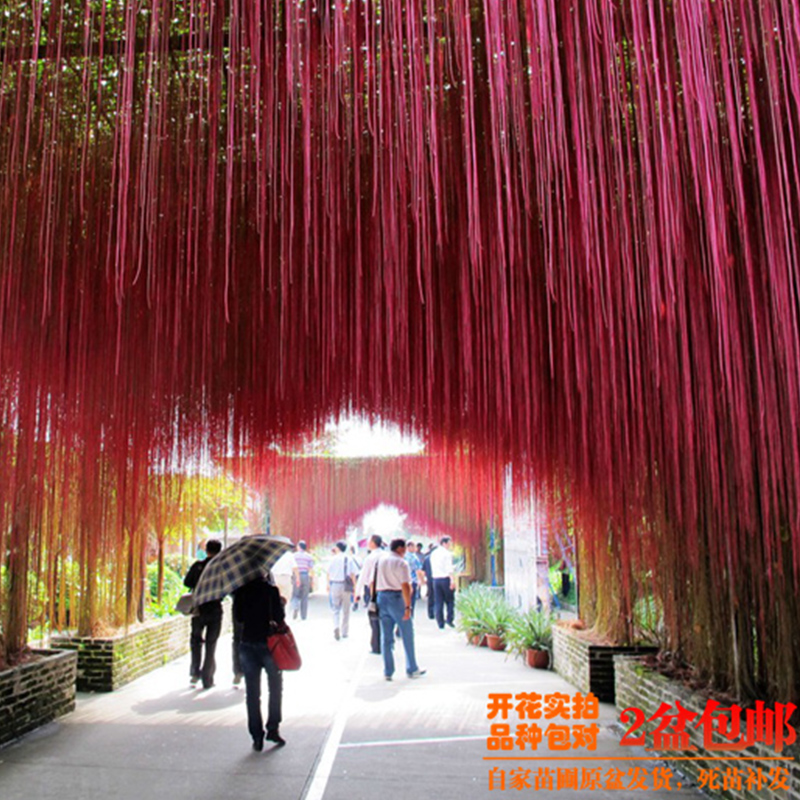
[190,534,294,751]
[233,573,287,750]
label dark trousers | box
[364,587,381,653]
[190,608,223,687]
[239,641,283,740]
[426,582,435,619]
[433,578,455,628]
[232,618,244,678]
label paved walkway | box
[0,595,704,800]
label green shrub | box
[146,562,184,618]
[549,564,576,606]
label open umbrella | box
[191,535,294,607]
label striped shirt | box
[295,551,314,573]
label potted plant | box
[483,596,518,651]
[506,607,554,668]
[455,583,494,645]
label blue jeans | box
[291,573,311,619]
[239,642,283,740]
[377,591,420,677]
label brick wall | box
[615,656,800,800]
[552,625,657,702]
[52,606,232,692]
[0,649,78,748]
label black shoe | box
[334,628,340,641]
[266,729,286,747]
[446,622,455,628]
[252,735,264,752]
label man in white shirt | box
[375,539,426,681]
[354,534,384,654]
[271,549,299,604]
[430,535,456,629]
[327,541,358,640]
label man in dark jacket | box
[183,539,223,689]
[234,574,286,750]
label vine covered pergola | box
[1,0,799,705]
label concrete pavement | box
[0,595,705,800]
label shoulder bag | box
[267,623,302,671]
[367,557,379,617]
[175,592,196,616]
[343,556,355,592]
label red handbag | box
[267,625,302,671]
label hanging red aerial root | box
[0,1,798,701]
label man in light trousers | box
[328,541,357,640]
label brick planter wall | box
[615,656,800,800]
[52,605,233,691]
[552,625,657,702]
[52,614,191,691]
[0,649,78,748]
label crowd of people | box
[182,534,459,752]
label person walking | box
[183,539,223,689]
[376,539,426,681]
[272,547,299,605]
[348,545,362,610]
[291,541,314,620]
[233,573,286,751]
[421,542,437,620]
[327,541,358,640]
[355,534,384,654]
[430,536,456,629]
[404,541,424,617]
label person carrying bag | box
[233,575,289,751]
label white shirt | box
[272,551,297,577]
[355,549,384,596]
[376,552,412,591]
[430,546,454,579]
[328,552,357,582]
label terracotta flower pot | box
[525,648,550,669]
[470,634,486,647]
[485,634,505,651]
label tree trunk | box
[157,538,165,603]
[6,502,31,661]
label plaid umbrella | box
[191,535,294,607]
